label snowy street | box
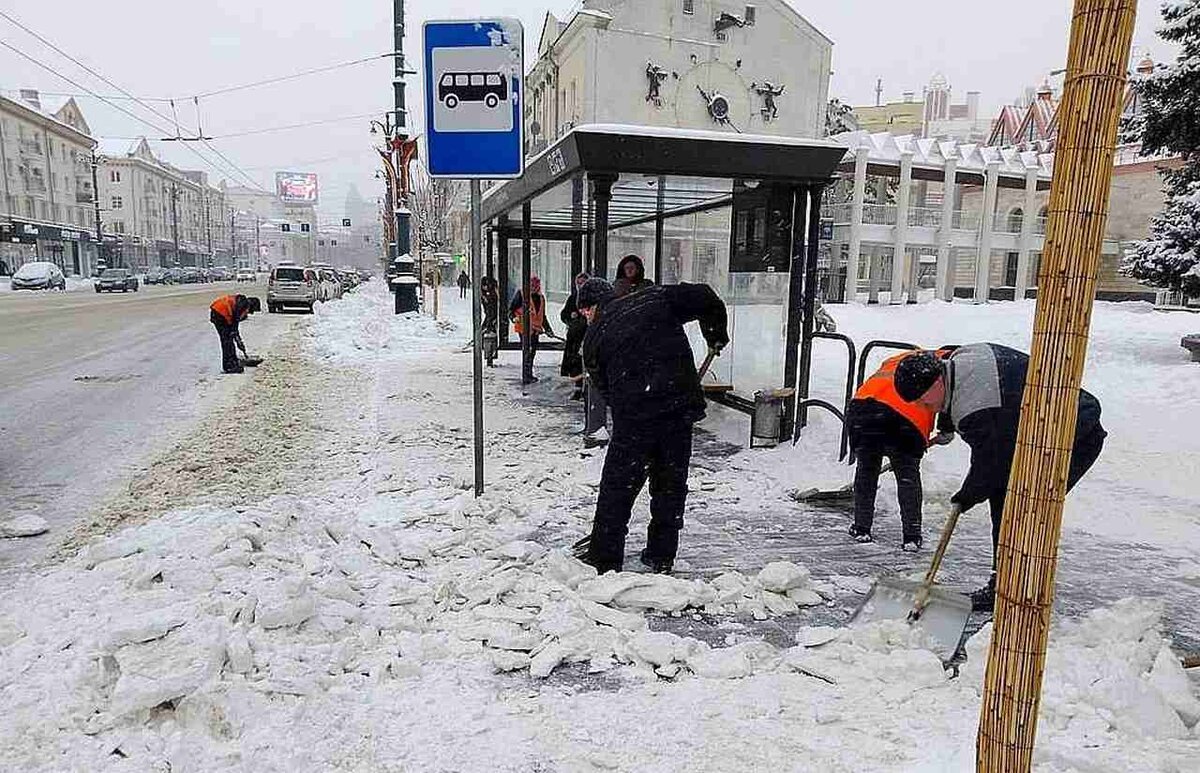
[1,281,1197,771]
[0,280,298,575]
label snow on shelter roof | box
[830,130,1053,188]
[481,123,846,227]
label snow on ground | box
[0,275,93,292]
[1,282,1198,772]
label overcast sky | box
[0,0,1177,219]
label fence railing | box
[907,207,942,228]
[862,203,896,226]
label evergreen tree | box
[1123,1,1200,295]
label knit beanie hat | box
[576,277,615,310]
[894,351,945,402]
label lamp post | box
[90,151,106,271]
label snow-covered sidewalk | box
[1,282,1197,772]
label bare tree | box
[407,164,465,263]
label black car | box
[95,268,139,293]
[144,268,169,285]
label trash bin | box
[750,388,793,448]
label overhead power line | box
[0,11,265,191]
[216,111,388,139]
[193,53,397,99]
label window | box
[470,74,485,86]
[486,74,502,86]
[111,196,123,210]
[455,75,469,86]
[683,0,694,14]
[441,74,454,86]
[110,170,121,183]
[745,5,756,25]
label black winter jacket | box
[941,343,1103,510]
[582,283,728,425]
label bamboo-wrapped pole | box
[976,2,1135,770]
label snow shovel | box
[239,355,263,367]
[789,462,893,504]
[849,504,973,662]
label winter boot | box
[901,536,922,552]
[848,524,873,543]
[639,547,673,574]
[971,574,996,613]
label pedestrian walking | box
[846,348,956,551]
[481,276,500,367]
[613,254,653,297]
[510,276,554,383]
[458,270,470,299]
[560,272,590,400]
[894,343,1107,612]
[575,277,729,574]
[209,293,261,374]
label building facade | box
[96,138,229,269]
[524,0,831,156]
[0,91,100,276]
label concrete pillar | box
[846,145,869,302]
[891,150,913,303]
[936,159,957,301]
[867,168,888,305]
[974,161,1001,303]
[1015,165,1039,300]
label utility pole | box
[170,182,180,267]
[254,215,261,268]
[229,208,235,265]
[90,151,104,269]
[393,0,411,258]
[203,191,213,267]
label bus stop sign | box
[423,19,524,179]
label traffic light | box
[300,223,311,233]
[342,218,351,227]
[281,223,291,232]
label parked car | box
[235,267,256,283]
[10,261,66,291]
[208,266,232,281]
[144,268,169,285]
[180,268,202,284]
[339,267,361,289]
[95,268,139,293]
[267,264,318,313]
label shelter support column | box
[974,160,1001,303]
[1015,164,1039,300]
[654,175,665,283]
[497,216,510,345]
[846,145,869,302]
[782,184,811,438]
[520,201,532,386]
[936,159,957,301]
[590,173,618,280]
[891,150,913,303]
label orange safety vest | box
[854,350,945,443]
[210,295,238,325]
[512,294,545,335]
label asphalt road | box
[0,279,297,577]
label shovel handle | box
[909,504,963,620]
[697,348,718,380]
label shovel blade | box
[789,485,854,504]
[850,577,973,662]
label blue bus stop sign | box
[423,19,524,179]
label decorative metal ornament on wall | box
[713,12,747,37]
[751,81,786,121]
[645,63,669,107]
[696,85,732,126]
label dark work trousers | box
[587,417,693,572]
[584,379,608,436]
[987,421,1108,566]
[520,333,540,381]
[210,312,241,373]
[460,286,468,298]
[853,447,923,542]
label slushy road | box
[0,280,296,577]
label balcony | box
[18,139,43,156]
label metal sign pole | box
[470,180,485,497]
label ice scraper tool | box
[849,504,972,662]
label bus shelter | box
[480,124,845,437]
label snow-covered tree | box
[1122,1,1200,293]
[1124,186,1200,297]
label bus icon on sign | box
[439,72,508,110]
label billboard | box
[275,171,319,205]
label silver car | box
[267,264,317,313]
[10,261,66,291]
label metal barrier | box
[794,335,923,464]
[793,332,856,459]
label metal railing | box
[826,202,852,224]
[907,207,942,228]
[1035,216,1048,234]
[862,203,896,225]
[952,211,980,231]
[994,214,1024,233]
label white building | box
[524,0,832,155]
[0,90,100,276]
[224,182,318,265]
[96,138,229,268]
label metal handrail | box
[856,339,922,390]
[793,331,856,461]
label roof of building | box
[0,91,95,145]
[832,130,1053,188]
